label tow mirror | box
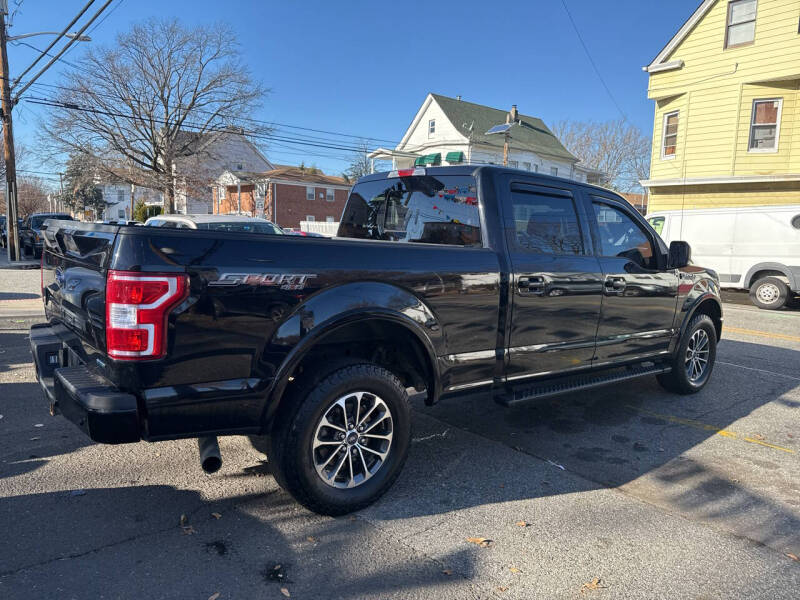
[668,241,691,269]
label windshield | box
[195,221,283,235]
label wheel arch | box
[744,262,795,289]
[682,294,723,342]
[262,283,442,428]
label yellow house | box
[642,0,800,212]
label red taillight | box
[105,270,189,360]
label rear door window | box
[339,174,481,246]
[509,188,584,255]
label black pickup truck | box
[31,166,722,515]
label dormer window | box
[428,119,436,137]
[725,0,757,48]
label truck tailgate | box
[41,220,120,357]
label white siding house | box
[370,93,601,184]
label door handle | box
[518,275,545,296]
[604,276,626,294]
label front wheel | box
[657,314,717,394]
[269,363,411,515]
[749,276,790,310]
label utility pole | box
[1,5,20,261]
[502,131,509,167]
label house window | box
[508,160,518,168]
[522,162,531,171]
[726,0,757,48]
[550,167,558,176]
[749,98,782,152]
[118,209,125,219]
[306,215,315,222]
[217,186,226,202]
[326,188,335,202]
[428,119,436,137]
[661,111,679,159]
[116,189,125,204]
[306,186,315,201]
[326,216,335,222]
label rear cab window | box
[339,174,482,247]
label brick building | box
[213,166,351,229]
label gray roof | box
[430,94,578,163]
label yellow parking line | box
[626,405,795,454]
[724,326,800,343]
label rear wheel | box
[749,276,790,310]
[657,313,717,394]
[269,363,411,515]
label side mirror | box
[668,240,691,269]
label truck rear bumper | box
[30,323,140,444]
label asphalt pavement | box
[1,268,798,599]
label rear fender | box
[262,282,442,424]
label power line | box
[24,96,374,154]
[15,77,401,146]
[10,0,96,88]
[13,0,114,103]
[559,0,628,121]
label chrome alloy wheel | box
[756,282,781,305]
[685,329,710,383]
[312,391,393,489]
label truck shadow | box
[387,337,800,554]
[0,484,479,599]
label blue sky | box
[9,0,700,183]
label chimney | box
[510,104,519,123]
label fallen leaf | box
[466,537,493,548]
[211,512,222,520]
[306,536,316,543]
[280,587,291,597]
[273,564,282,571]
[580,577,607,593]
[442,569,453,576]
[751,433,765,440]
[497,586,508,592]
[787,553,799,562]
[509,566,522,574]
[155,452,161,457]
[208,594,220,600]
[515,520,529,528]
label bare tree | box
[17,176,53,216]
[551,119,651,192]
[39,18,268,213]
[345,140,372,182]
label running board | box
[497,362,671,407]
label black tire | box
[268,363,411,516]
[657,313,717,395]
[749,276,790,310]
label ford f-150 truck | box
[31,166,722,515]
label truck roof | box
[355,165,618,197]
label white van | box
[646,205,800,310]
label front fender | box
[263,282,443,423]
